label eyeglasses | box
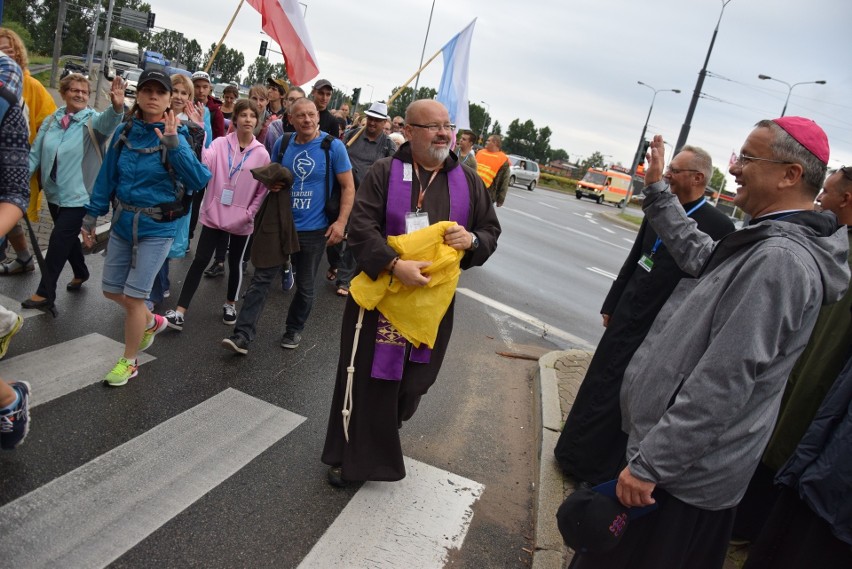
[67,88,90,96]
[408,123,455,133]
[734,153,792,167]
[666,167,700,175]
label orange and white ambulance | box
[575,168,633,207]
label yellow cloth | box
[23,71,57,221]
[350,221,463,349]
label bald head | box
[404,100,452,168]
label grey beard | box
[428,145,450,163]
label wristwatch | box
[469,232,479,250]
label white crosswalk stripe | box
[299,457,484,568]
[0,388,306,568]
[0,333,155,408]
[0,294,42,319]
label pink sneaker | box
[139,314,168,352]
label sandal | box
[0,257,35,275]
[336,286,349,297]
[326,268,337,281]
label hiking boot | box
[222,303,237,325]
[221,335,249,355]
[0,314,23,360]
[280,331,301,349]
[104,358,138,387]
[164,309,184,331]
[281,266,295,291]
[0,381,31,449]
[327,466,348,488]
[139,314,168,351]
[0,256,35,275]
[204,261,225,278]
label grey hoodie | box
[620,181,850,510]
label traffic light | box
[146,12,156,29]
[259,40,268,57]
[351,87,361,109]
[62,21,70,40]
[638,139,651,164]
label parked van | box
[508,155,540,191]
[575,167,632,207]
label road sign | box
[119,7,150,32]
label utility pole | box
[50,0,69,88]
[94,0,116,108]
[87,0,104,75]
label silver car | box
[508,155,540,191]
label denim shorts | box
[102,233,173,299]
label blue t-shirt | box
[272,131,352,231]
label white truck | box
[106,38,139,76]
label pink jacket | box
[200,132,270,235]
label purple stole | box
[371,159,470,381]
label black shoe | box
[327,466,348,488]
[21,297,57,317]
[66,277,89,291]
[280,331,301,349]
[221,335,249,355]
[204,262,225,278]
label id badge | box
[405,211,430,233]
[638,254,654,272]
[221,187,235,206]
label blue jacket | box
[29,106,124,207]
[776,354,852,546]
[86,118,211,242]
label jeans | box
[36,204,89,302]
[149,260,170,306]
[285,230,328,334]
[232,265,279,343]
[326,239,356,288]
[101,233,173,299]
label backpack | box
[277,132,341,223]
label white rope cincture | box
[342,306,365,442]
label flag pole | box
[346,47,443,147]
[205,0,246,74]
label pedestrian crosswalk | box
[0,324,487,567]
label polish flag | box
[248,0,319,86]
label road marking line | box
[600,226,615,234]
[503,208,629,252]
[537,201,558,209]
[0,389,305,568]
[587,219,599,225]
[588,267,617,280]
[0,333,155,408]
[0,294,42,319]
[299,458,483,569]
[623,238,635,244]
[457,288,594,349]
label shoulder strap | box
[277,132,295,164]
[322,134,335,199]
[87,116,103,163]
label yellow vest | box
[475,149,508,187]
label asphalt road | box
[0,188,636,567]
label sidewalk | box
[531,350,744,569]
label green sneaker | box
[104,358,138,387]
[139,314,168,352]
[0,314,23,360]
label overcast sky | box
[147,0,852,189]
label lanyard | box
[649,198,707,256]
[413,163,440,212]
[227,142,254,180]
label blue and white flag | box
[436,19,476,132]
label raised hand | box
[186,101,205,126]
[154,109,178,140]
[109,77,126,110]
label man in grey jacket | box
[572,118,850,569]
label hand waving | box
[109,77,126,110]
[154,109,178,140]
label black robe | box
[321,144,501,482]
[554,197,734,484]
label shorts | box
[101,232,173,299]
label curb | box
[532,350,572,569]
[598,211,642,231]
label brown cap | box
[313,79,332,91]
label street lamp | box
[675,0,734,152]
[365,83,374,104]
[479,100,490,143]
[757,75,826,117]
[628,82,681,196]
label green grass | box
[617,211,643,226]
[29,55,53,65]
